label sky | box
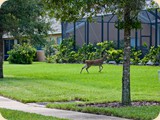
[155,0,160,5]
[0,0,6,6]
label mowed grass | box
[0,108,66,120]
[1,62,160,103]
[0,62,160,120]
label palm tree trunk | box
[0,30,4,78]
[122,7,131,106]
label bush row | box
[44,38,160,65]
[7,38,160,65]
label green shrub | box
[7,44,36,64]
[44,39,56,63]
[130,49,142,65]
[78,43,96,62]
[107,49,123,64]
[142,46,160,65]
[141,55,150,65]
[68,51,78,63]
[45,56,55,63]
[96,41,114,58]
[54,38,75,63]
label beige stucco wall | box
[46,33,62,44]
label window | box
[131,38,139,47]
[131,38,135,47]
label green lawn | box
[0,62,160,120]
[0,108,65,120]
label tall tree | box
[0,0,50,78]
[43,0,158,105]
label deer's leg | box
[86,66,90,73]
[80,64,87,73]
[99,65,103,72]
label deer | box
[80,55,107,73]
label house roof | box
[2,18,61,38]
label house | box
[47,32,62,45]
[47,19,62,45]
[3,32,62,61]
[61,9,160,50]
[2,20,62,61]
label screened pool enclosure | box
[61,9,160,50]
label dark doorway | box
[4,40,14,60]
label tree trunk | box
[122,7,131,106]
[0,30,4,78]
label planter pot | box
[36,50,45,62]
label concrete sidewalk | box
[0,96,130,120]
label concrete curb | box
[0,96,130,120]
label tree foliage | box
[0,0,51,78]
[44,0,146,24]
[0,0,51,46]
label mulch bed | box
[78,101,160,108]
